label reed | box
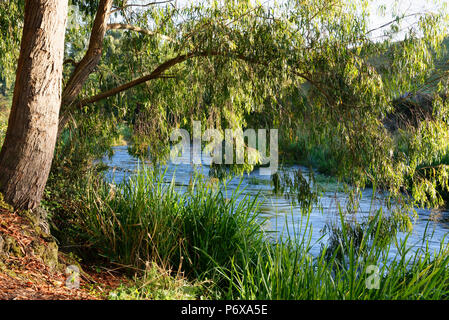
[74,166,449,299]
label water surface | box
[102,146,449,257]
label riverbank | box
[0,193,208,300]
[2,166,449,299]
[0,193,133,299]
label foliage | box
[0,0,23,93]
[43,110,122,238]
[2,0,448,209]
[395,118,449,207]
[2,0,449,301]
[51,0,449,210]
[221,211,449,299]
[0,94,10,147]
[280,94,449,208]
[271,167,322,209]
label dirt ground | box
[0,209,128,300]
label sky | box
[119,0,449,39]
[366,0,448,38]
[162,0,448,24]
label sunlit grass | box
[108,262,206,300]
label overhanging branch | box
[79,52,197,106]
[61,0,113,107]
[78,50,318,107]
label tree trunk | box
[0,0,68,210]
[57,0,113,137]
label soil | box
[0,207,128,300]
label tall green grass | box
[74,167,264,289]
[220,211,449,299]
[68,166,449,299]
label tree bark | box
[0,0,68,210]
[58,0,113,136]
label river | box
[102,145,449,257]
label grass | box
[55,165,449,300]
[222,211,449,300]
[108,262,206,300]
[68,166,263,296]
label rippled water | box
[102,145,449,256]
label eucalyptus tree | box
[0,0,67,210]
[0,0,448,210]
